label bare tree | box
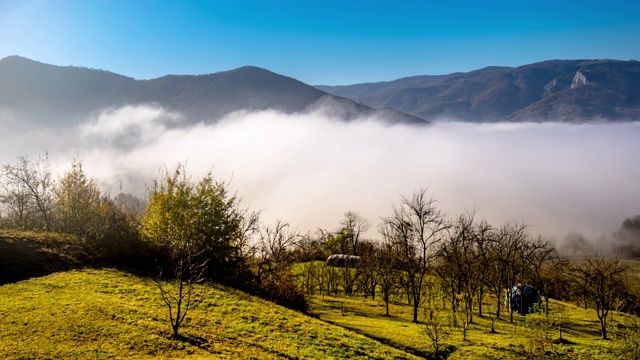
[0,168,31,228]
[257,220,300,275]
[154,245,208,339]
[295,231,327,295]
[381,189,449,323]
[437,210,493,326]
[572,253,627,339]
[613,215,640,258]
[485,222,529,322]
[423,304,451,354]
[339,211,370,256]
[436,210,493,332]
[355,240,377,299]
[434,251,461,325]
[528,236,568,315]
[234,209,261,261]
[254,219,304,305]
[0,154,54,230]
[560,232,593,258]
[375,241,400,316]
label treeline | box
[0,155,142,260]
[2,155,639,340]
[290,191,640,340]
[0,155,306,314]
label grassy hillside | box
[308,294,627,359]
[1,231,637,359]
[0,229,85,285]
[0,269,422,359]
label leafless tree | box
[423,305,451,354]
[154,246,208,339]
[355,240,377,299]
[339,211,370,256]
[560,232,593,258]
[0,154,54,230]
[295,231,327,295]
[375,241,400,316]
[528,236,568,315]
[234,209,261,261]
[381,189,449,323]
[485,222,529,322]
[572,253,627,339]
[612,215,640,258]
[257,220,300,275]
[437,210,493,326]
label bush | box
[257,270,308,313]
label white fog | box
[1,104,639,240]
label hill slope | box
[0,230,85,285]
[317,59,640,122]
[0,268,421,359]
[0,56,424,126]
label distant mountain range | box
[0,56,424,127]
[317,59,640,122]
[1,56,639,126]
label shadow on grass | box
[320,316,456,359]
[0,236,82,285]
[0,230,158,286]
[553,337,577,345]
[159,330,213,351]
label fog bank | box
[2,105,639,239]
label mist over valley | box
[1,57,639,243]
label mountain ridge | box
[0,56,425,126]
[316,59,640,122]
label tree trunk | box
[545,296,550,316]
[384,292,390,316]
[599,311,609,340]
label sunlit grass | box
[308,292,627,359]
[0,269,422,359]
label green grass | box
[2,233,636,359]
[308,293,628,359]
[0,269,423,359]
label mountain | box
[317,60,640,122]
[0,56,425,126]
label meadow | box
[308,293,626,359]
[2,231,639,359]
[0,268,423,359]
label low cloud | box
[2,104,639,240]
[79,105,183,150]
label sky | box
[1,0,640,85]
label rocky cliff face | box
[571,71,588,89]
[317,59,640,122]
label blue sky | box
[1,0,639,85]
